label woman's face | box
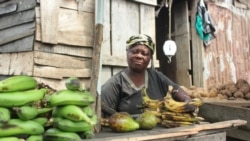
[127,44,152,72]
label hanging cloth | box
[195,0,216,46]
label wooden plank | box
[40,0,60,44]
[128,0,157,6]
[0,0,36,13]
[0,3,17,15]
[0,22,35,45]
[0,9,35,30]
[227,128,250,141]
[34,51,92,69]
[190,0,204,87]
[34,42,93,58]
[112,0,139,57]
[36,6,94,46]
[199,102,250,130]
[185,131,226,141]
[57,8,94,46]
[34,77,90,91]
[0,0,9,4]
[100,0,112,85]
[33,66,91,79]
[89,24,103,132]
[60,0,94,13]
[140,4,158,68]
[0,52,33,75]
[174,0,191,87]
[0,35,34,53]
[94,120,246,141]
[102,55,127,66]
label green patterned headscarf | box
[126,34,155,55]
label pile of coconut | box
[180,79,250,101]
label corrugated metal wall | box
[204,2,250,88]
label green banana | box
[26,135,43,141]
[48,89,95,107]
[79,130,95,139]
[0,119,44,137]
[65,77,82,91]
[0,88,47,107]
[0,75,37,92]
[0,137,23,141]
[33,117,49,127]
[82,105,95,117]
[52,117,93,132]
[13,106,52,120]
[52,105,95,125]
[0,107,10,123]
[44,128,81,141]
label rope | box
[168,0,173,39]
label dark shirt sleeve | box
[101,76,121,116]
[147,69,189,102]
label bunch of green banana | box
[0,119,44,137]
[52,105,96,125]
[43,128,82,141]
[0,88,47,107]
[13,106,52,120]
[0,75,38,92]
[48,89,95,107]
[163,85,202,113]
[0,107,10,123]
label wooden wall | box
[0,0,95,90]
[204,2,250,88]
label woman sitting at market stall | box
[101,34,192,117]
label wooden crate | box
[198,101,250,141]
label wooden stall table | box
[88,119,247,141]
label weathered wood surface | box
[174,0,191,87]
[0,22,35,45]
[0,52,33,75]
[34,51,91,69]
[129,0,157,6]
[33,66,90,79]
[190,0,204,88]
[34,41,93,58]
[92,119,246,141]
[36,1,94,46]
[0,9,35,30]
[0,3,17,15]
[40,0,60,44]
[199,101,250,130]
[0,0,36,15]
[0,0,36,52]
[60,0,94,12]
[0,36,34,53]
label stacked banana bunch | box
[141,85,204,128]
[0,76,97,141]
[0,75,50,141]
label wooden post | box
[90,23,103,132]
